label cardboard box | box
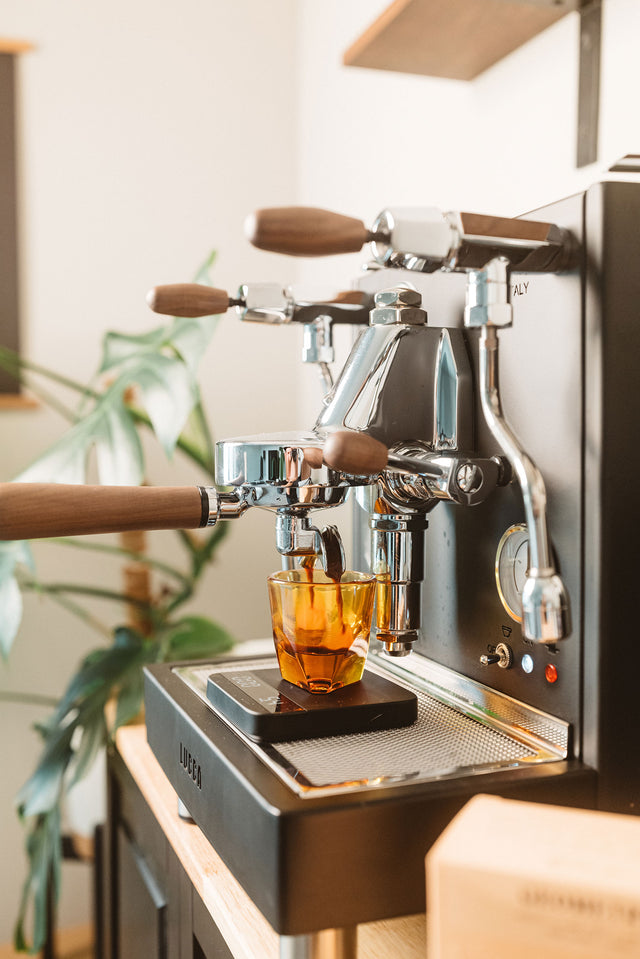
[426,795,640,959]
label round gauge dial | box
[495,524,529,623]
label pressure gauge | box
[495,524,529,623]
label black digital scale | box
[205,665,418,742]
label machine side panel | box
[583,180,640,813]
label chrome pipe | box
[479,325,571,642]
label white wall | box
[0,0,299,943]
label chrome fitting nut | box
[371,287,427,326]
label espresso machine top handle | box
[245,205,577,274]
[244,206,372,257]
[146,284,237,318]
[0,483,245,541]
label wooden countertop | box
[116,724,426,958]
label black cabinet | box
[100,748,233,959]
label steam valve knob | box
[146,284,239,318]
[479,642,513,669]
[245,206,373,257]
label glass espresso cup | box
[267,568,376,694]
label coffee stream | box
[300,549,344,625]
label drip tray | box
[173,653,568,798]
[144,653,594,935]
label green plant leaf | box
[120,352,197,457]
[164,615,234,661]
[169,315,220,375]
[16,723,75,818]
[16,392,144,486]
[68,707,106,789]
[0,575,24,661]
[50,626,145,723]
[0,542,34,658]
[14,807,62,954]
[174,400,216,477]
[114,667,145,730]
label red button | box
[545,664,558,684]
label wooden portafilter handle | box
[146,284,233,318]
[245,206,370,257]
[0,483,213,541]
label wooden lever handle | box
[146,284,231,318]
[322,432,388,476]
[323,432,446,479]
[0,484,206,540]
[245,207,369,257]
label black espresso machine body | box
[144,177,640,934]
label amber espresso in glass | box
[267,569,376,694]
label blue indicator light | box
[521,653,534,674]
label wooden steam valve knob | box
[244,206,370,257]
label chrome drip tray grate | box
[175,654,568,798]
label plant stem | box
[12,376,81,423]
[41,590,113,639]
[0,347,101,400]
[20,579,158,615]
[46,538,191,588]
[0,692,59,709]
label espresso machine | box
[2,170,639,956]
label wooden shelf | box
[0,393,38,410]
[343,0,578,81]
[0,39,34,55]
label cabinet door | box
[117,824,167,959]
[192,891,234,959]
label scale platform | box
[144,650,593,935]
[206,665,417,742]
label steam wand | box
[466,257,571,643]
